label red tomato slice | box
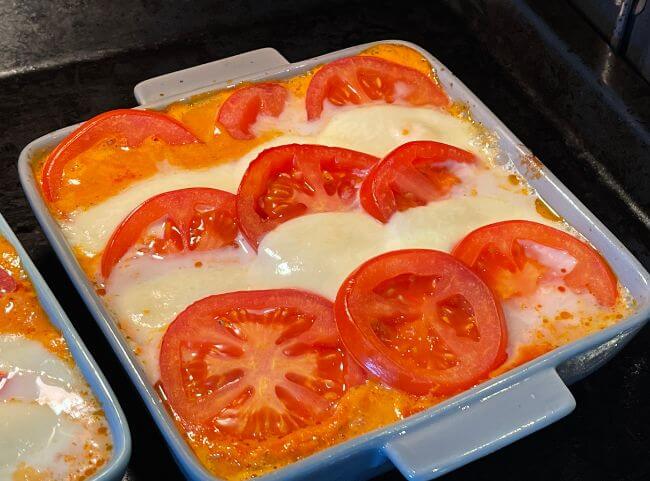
[452,220,619,306]
[360,141,477,223]
[101,188,238,278]
[0,268,17,294]
[159,289,361,439]
[236,144,378,249]
[41,109,200,201]
[306,56,449,120]
[335,249,506,395]
[217,83,288,140]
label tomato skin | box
[217,83,288,140]
[360,141,477,222]
[0,268,17,294]
[41,109,200,201]
[101,188,237,278]
[452,220,619,306]
[236,144,378,249]
[335,249,507,395]
[159,289,360,439]
[306,56,449,120]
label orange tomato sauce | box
[185,381,446,481]
[0,236,70,361]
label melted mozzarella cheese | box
[503,281,602,352]
[106,248,255,381]
[316,104,488,158]
[385,194,549,251]
[250,212,388,299]
[0,401,74,479]
[107,248,254,331]
[0,401,84,479]
[0,336,104,478]
[519,240,578,275]
[0,336,86,415]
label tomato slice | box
[306,56,449,120]
[335,249,506,395]
[360,141,477,223]
[452,220,619,306]
[41,109,200,201]
[0,268,17,294]
[159,289,360,439]
[236,144,378,249]
[101,188,238,278]
[217,83,288,140]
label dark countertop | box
[0,1,648,480]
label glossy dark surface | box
[0,0,648,480]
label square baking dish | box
[0,212,130,481]
[18,40,650,481]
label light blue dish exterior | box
[0,213,130,481]
[17,40,650,481]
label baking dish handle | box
[383,367,575,481]
[133,47,290,104]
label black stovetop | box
[0,1,648,480]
